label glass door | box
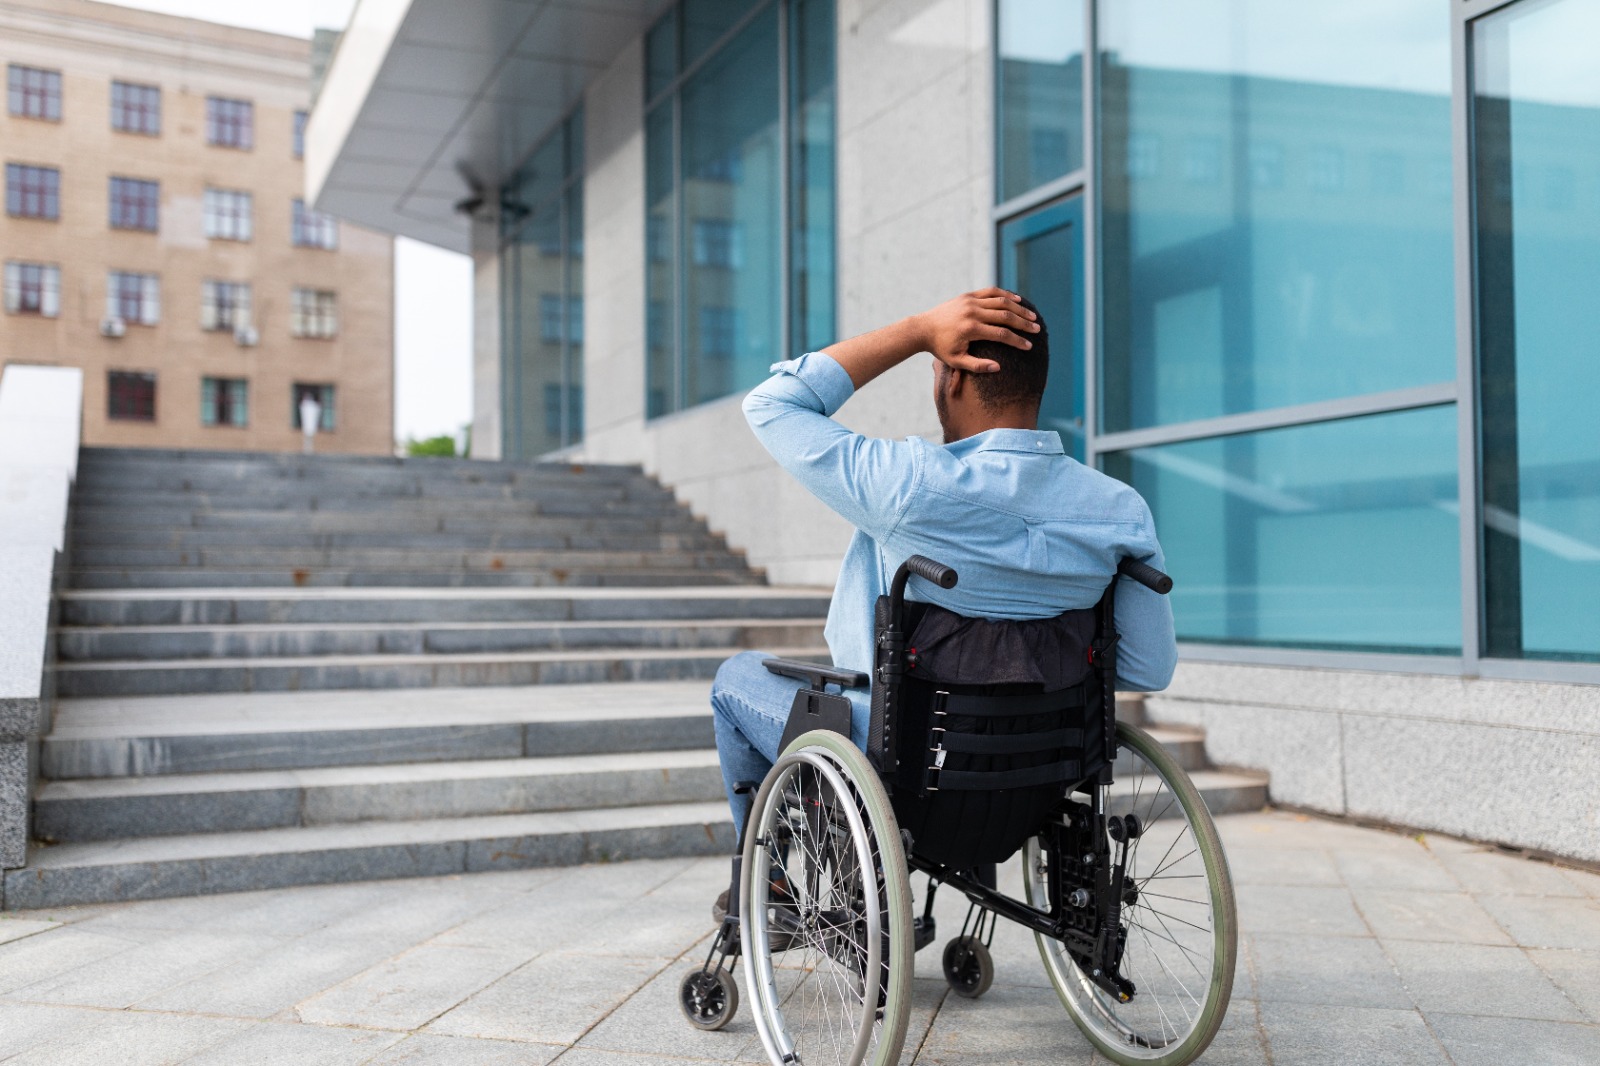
[999,195,1085,460]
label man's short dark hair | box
[967,294,1048,410]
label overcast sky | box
[106,0,475,448]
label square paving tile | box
[577,956,757,1061]
[0,919,58,946]
[1234,885,1369,938]
[1477,894,1600,951]
[1426,1011,1600,1066]
[913,981,1096,1065]
[0,927,140,995]
[1528,949,1600,1024]
[1351,889,1513,945]
[427,950,665,1045]
[0,1008,250,1066]
[1332,848,1460,892]
[140,933,415,1018]
[1222,846,1342,887]
[178,1021,403,1065]
[1431,848,1588,898]
[1255,1002,1448,1065]
[296,942,532,1030]
[12,929,284,1008]
[1382,939,1583,1022]
[1248,933,1410,1009]
[366,1033,561,1066]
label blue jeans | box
[710,650,871,833]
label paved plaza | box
[0,809,1597,1065]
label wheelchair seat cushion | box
[889,601,1104,869]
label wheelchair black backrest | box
[867,554,1170,868]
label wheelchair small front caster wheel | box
[942,935,995,999]
[679,967,739,1030]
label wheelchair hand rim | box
[741,745,885,1066]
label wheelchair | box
[679,555,1237,1066]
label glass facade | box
[1098,0,1455,432]
[499,110,584,458]
[981,0,1594,670]
[644,0,835,418]
[1472,0,1600,664]
[995,0,1083,203]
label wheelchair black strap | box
[934,727,1084,755]
[935,686,1087,717]
[928,759,1081,792]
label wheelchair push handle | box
[904,555,959,589]
[1117,557,1173,595]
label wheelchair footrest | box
[913,915,937,953]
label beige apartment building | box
[0,0,393,454]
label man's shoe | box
[712,887,732,926]
[712,882,799,952]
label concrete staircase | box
[5,447,1266,910]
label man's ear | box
[946,366,968,398]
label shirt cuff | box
[767,351,856,417]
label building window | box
[203,188,253,241]
[201,377,248,427]
[691,220,742,269]
[107,371,156,421]
[110,81,160,135]
[291,382,335,430]
[201,281,251,332]
[291,199,338,249]
[106,271,160,326]
[1473,0,1600,664]
[3,262,60,317]
[644,0,835,417]
[6,164,60,220]
[206,96,253,149]
[293,110,308,159]
[109,177,159,231]
[499,109,585,459]
[995,0,1082,202]
[291,288,338,339]
[7,64,61,121]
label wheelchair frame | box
[681,554,1235,1066]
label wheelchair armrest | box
[763,657,869,692]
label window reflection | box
[1099,0,1456,431]
[1474,0,1600,662]
[1105,406,1462,653]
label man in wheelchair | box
[683,290,1236,1066]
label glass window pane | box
[680,5,781,408]
[1104,406,1461,652]
[646,105,677,418]
[1098,0,1455,432]
[996,0,1083,202]
[683,0,752,70]
[566,181,584,444]
[1000,197,1084,460]
[647,9,678,100]
[1474,0,1600,663]
[512,199,565,458]
[789,0,835,355]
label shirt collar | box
[944,428,1065,456]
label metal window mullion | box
[992,168,1087,223]
[647,0,779,112]
[1082,0,1100,469]
[1093,382,1458,453]
[778,0,791,361]
[673,90,686,414]
[1452,0,1482,675]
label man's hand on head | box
[822,288,1041,392]
[911,288,1039,375]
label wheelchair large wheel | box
[741,729,914,1066]
[1023,721,1237,1066]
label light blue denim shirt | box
[742,351,1178,692]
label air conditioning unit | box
[100,317,126,339]
[234,325,260,347]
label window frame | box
[109,176,160,232]
[290,287,339,340]
[201,376,249,428]
[203,187,254,242]
[7,64,61,122]
[4,261,61,317]
[205,95,254,150]
[291,198,338,249]
[6,164,61,220]
[106,270,160,326]
[110,80,160,135]
[200,280,252,333]
[107,370,157,422]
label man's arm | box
[742,290,1038,537]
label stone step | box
[68,546,749,571]
[40,684,1206,779]
[49,643,827,698]
[44,683,726,778]
[2,800,736,909]
[70,484,679,509]
[65,568,763,590]
[1113,768,1273,819]
[75,448,647,485]
[67,527,724,551]
[56,586,832,627]
[56,617,827,661]
[33,749,727,841]
[70,510,707,535]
